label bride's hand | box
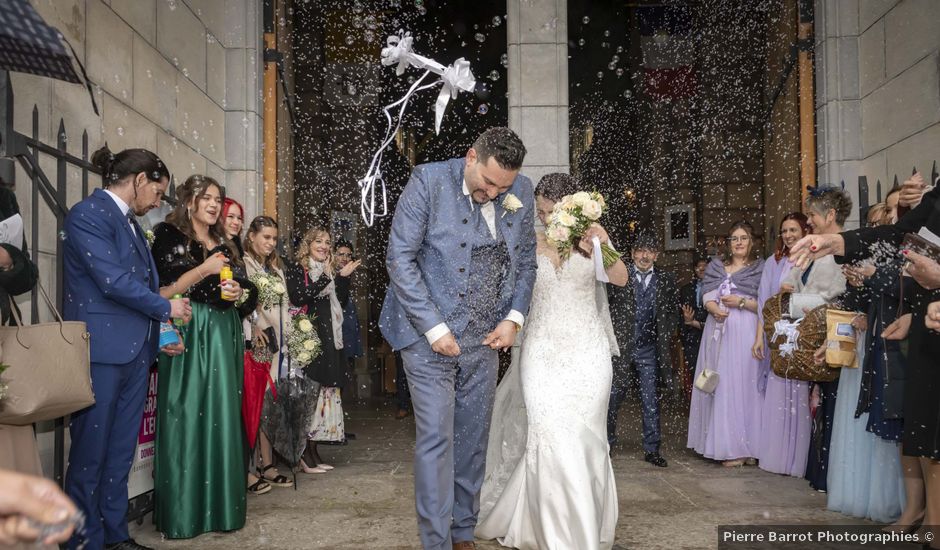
[578,224,610,255]
[583,224,610,245]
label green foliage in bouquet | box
[250,271,287,309]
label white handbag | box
[694,368,720,394]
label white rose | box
[501,193,523,212]
[298,319,314,333]
[303,339,317,351]
[571,191,592,207]
[592,192,606,208]
[555,211,577,227]
[546,225,571,243]
[256,277,270,288]
[272,283,286,294]
[297,352,311,363]
[582,200,602,220]
[560,195,575,208]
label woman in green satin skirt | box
[150,175,257,539]
[154,301,246,538]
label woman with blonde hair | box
[286,227,360,472]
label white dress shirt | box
[423,180,525,345]
[104,189,136,236]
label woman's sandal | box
[260,464,294,487]
[248,477,271,495]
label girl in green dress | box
[151,175,257,539]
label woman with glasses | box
[333,240,363,382]
[687,220,765,467]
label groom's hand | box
[483,321,517,351]
[431,333,461,357]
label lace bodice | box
[524,253,606,344]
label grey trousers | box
[400,332,498,550]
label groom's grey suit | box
[380,158,537,549]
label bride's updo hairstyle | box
[535,173,579,202]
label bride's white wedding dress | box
[475,252,619,550]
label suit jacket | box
[63,188,170,365]
[379,158,538,351]
[607,266,680,385]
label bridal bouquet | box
[287,313,322,368]
[545,191,621,268]
[250,271,287,309]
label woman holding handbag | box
[286,227,360,473]
[0,179,41,475]
[687,220,765,467]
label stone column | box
[814,0,862,228]
[221,0,265,221]
[507,0,570,182]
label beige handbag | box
[0,285,93,425]
[825,309,859,368]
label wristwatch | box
[738,298,746,310]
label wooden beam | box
[797,1,815,205]
[263,32,277,218]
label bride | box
[475,173,628,549]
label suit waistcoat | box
[462,206,509,337]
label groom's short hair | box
[473,127,527,170]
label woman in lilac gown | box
[753,213,813,477]
[687,220,765,466]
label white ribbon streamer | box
[359,32,478,226]
[772,318,803,358]
[592,236,608,283]
[435,58,475,134]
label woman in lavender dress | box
[753,213,812,476]
[687,220,765,466]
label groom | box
[380,127,537,550]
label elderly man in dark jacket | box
[607,231,678,467]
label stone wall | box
[14,0,263,474]
[14,0,263,299]
[763,0,803,252]
[691,3,768,267]
[507,0,570,183]
[817,0,940,228]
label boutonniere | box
[501,193,522,218]
[144,230,155,248]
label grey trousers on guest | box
[400,332,499,550]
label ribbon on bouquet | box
[592,236,609,283]
[358,32,479,227]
